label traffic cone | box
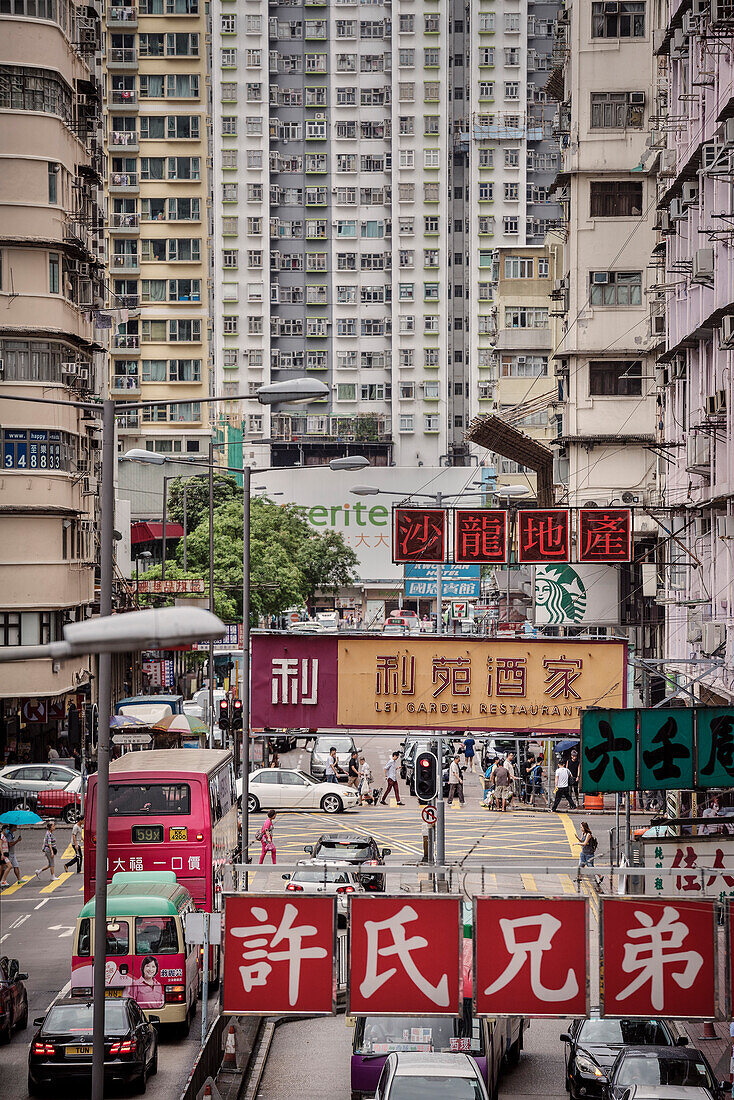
[203,1086,212,1098]
[700,1020,717,1040]
[222,1024,237,1069]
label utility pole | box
[434,490,445,879]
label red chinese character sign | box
[454,510,508,564]
[578,509,632,563]
[393,508,447,564]
[601,898,717,1018]
[348,895,462,1016]
[223,895,336,1015]
[474,897,588,1017]
[517,510,570,563]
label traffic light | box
[232,699,243,731]
[415,751,438,803]
[218,699,230,732]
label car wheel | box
[133,1065,147,1094]
[506,1035,522,1069]
[17,996,28,1030]
[321,793,343,814]
[247,793,260,813]
[62,805,81,824]
[27,1075,42,1098]
[0,1014,11,1045]
[150,1042,159,1076]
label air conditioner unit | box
[702,621,726,654]
[629,91,646,105]
[724,117,734,146]
[660,149,676,174]
[582,500,600,509]
[687,607,703,643]
[654,210,672,232]
[705,393,718,415]
[61,361,78,375]
[651,314,666,336]
[621,491,640,504]
[682,181,699,205]
[721,315,734,348]
[717,516,734,538]
[716,387,727,412]
[692,247,714,285]
[592,271,609,284]
[670,198,685,220]
[686,433,711,467]
[701,142,719,170]
[672,27,687,52]
[682,11,697,31]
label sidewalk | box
[681,1019,731,1082]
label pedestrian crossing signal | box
[232,699,243,731]
[415,752,438,803]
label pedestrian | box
[347,751,360,790]
[462,735,476,773]
[325,746,343,784]
[2,825,22,885]
[448,755,465,806]
[576,820,598,883]
[552,760,576,811]
[47,743,60,763]
[36,820,58,880]
[0,829,10,888]
[381,751,404,805]
[358,756,375,805]
[529,761,544,807]
[701,798,726,835]
[270,752,280,769]
[481,759,494,805]
[257,810,277,864]
[521,753,535,803]
[567,749,580,804]
[490,757,513,812]
[64,819,83,874]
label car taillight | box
[336,886,355,894]
[32,1042,55,1056]
[73,987,93,997]
[165,984,186,1004]
[366,860,380,866]
[285,882,303,891]
[109,1039,136,1056]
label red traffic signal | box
[232,698,243,730]
[218,699,230,731]
[415,751,438,803]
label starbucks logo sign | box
[534,564,588,624]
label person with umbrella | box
[0,809,42,886]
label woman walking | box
[576,820,599,886]
[36,820,58,880]
[258,810,277,864]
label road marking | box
[9,914,30,930]
[41,871,73,895]
[0,934,8,944]
[0,874,34,896]
[35,898,49,910]
[560,874,577,894]
[560,813,599,916]
[520,873,538,892]
[49,924,75,938]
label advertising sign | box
[517,510,570,564]
[697,708,734,787]
[404,564,480,599]
[534,564,620,627]
[252,635,627,734]
[454,510,508,564]
[639,710,694,792]
[138,579,206,594]
[474,897,588,1017]
[642,838,734,899]
[393,508,447,564]
[348,896,462,1016]
[601,898,717,1019]
[577,509,632,563]
[222,895,336,1015]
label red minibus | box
[85,750,238,974]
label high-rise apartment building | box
[0,1,105,738]
[104,0,212,458]
[211,0,562,470]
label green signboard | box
[696,708,734,788]
[639,709,693,791]
[581,709,637,793]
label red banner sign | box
[393,508,447,564]
[474,897,588,1017]
[517,509,570,564]
[578,509,632,563]
[223,895,336,1015]
[348,896,462,1016]
[454,510,508,564]
[601,898,717,1019]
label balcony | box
[108,129,139,152]
[111,374,141,393]
[111,253,140,273]
[109,89,138,110]
[107,3,137,26]
[271,412,391,442]
[107,46,138,69]
[111,212,140,234]
[109,172,139,194]
[113,334,141,352]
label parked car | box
[0,956,28,1043]
[0,764,80,794]
[282,861,364,925]
[605,1047,725,1100]
[0,778,38,816]
[36,775,83,824]
[238,768,359,815]
[310,734,359,781]
[28,996,157,1096]
[561,1018,687,1100]
[303,833,390,891]
[372,1052,490,1100]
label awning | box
[131,521,184,544]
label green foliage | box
[167,474,241,532]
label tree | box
[167,473,241,533]
[136,560,237,622]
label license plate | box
[106,988,123,998]
[169,827,187,842]
[67,1045,92,1056]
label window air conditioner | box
[670,198,685,220]
[691,247,714,285]
[682,182,699,205]
[702,622,726,654]
[651,314,665,336]
[660,149,676,174]
[720,315,734,348]
[629,91,645,105]
[61,362,78,375]
[592,271,609,284]
[717,516,734,538]
[701,143,719,170]
[724,117,734,146]
[705,393,718,415]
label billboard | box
[404,564,481,599]
[252,635,627,734]
[533,564,620,627]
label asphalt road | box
[0,830,217,1099]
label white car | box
[0,764,80,794]
[283,861,364,922]
[239,767,359,815]
[372,1052,490,1100]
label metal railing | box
[109,130,138,146]
[110,172,138,188]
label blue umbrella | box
[110,714,146,729]
[0,809,44,826]
[555,738,580,753]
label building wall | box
[0,0,104,703]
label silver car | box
[282,860,364,924]
[310,734,358,781]
[0,764,80,794]
[371,1052,490,1100]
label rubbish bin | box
[584,794,604,809]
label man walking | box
[64,819,83,874]
[381,751,404,805]
[347,751,360,790]
[325,747,343,784]
[448,755,465,806]
[552,759,576,811]
[567,749,580,804]
[0,825,22,886]
[490,757,513,811]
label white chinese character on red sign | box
[230,903,328,1006]
[617,905,703,1011]
[483,914,579,1002]
[271,658,319,705]
[360,904,450,1007]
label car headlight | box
[575,1055,603,1079]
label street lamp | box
[134,550,153,604]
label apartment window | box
[424,47,440,66]
[167,157,200,180]
[169,319,201,342]
[398,184,415,202]
[479,148,494,168]
[424,81,440,101]
[424,115,439,136]
[504,257,534,278]
[424,283,439,301]
[397,415,413,433]
[337,352,358,369]
[423,149,440,169]
[399,48,414,66]
[477,282,493,301]
[424,415,439,432]
[590,181,643,219]
[424,216,439,234]
[504,82,520,100]
[424,315,439,334]
[399,82,415,102]
[591,91,645,129]
[504,13,520,30]
[505,149,520,168]
[400,218,415,235]
[504,306,549,328]
[337,384,357,401]
[222,116,237,136]
[424,249,439,267]
[222,249,238,269]
[399,13,414,30]
[221,13,236,32]
[166,74,199,98]
[246,151,261,170]
[222,183,238,203]
[246,117,262,136]
[49,252,59,294]
[167,238,200,261]
[478,216,495,235]
[221,47,236,67]
[501,355,548,377]
[424,349,439,367]
[222,150,238,170]
[589,270,643,306]
[223,351,237,368]
[361,383,386,401]
[479,81,494,99]
[504,47,520,65]
[538,259,550,277]
[399,150,415,169]
[246,15,261,31]
[589,359,642,395]
[424,183,439,202]
[503,216,519,234]
[246,49,261,67]
[592,1,645,37]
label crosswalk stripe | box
[521,873,538,892]
[560,874,577,894]
[1,875,35,896]
[41,871,73,895]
